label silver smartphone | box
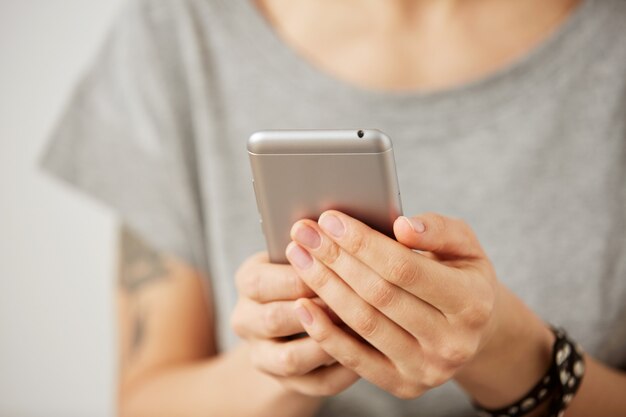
[248,129,403,263]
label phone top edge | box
[248,150,394,158]
[247,129,392,154]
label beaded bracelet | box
[473,326,585,417]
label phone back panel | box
[248,129,402,263]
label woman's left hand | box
[285,210,507,399]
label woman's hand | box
[285,210,524,399]
[230,252,359,396]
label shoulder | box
[571,0,626,92]
[596,0,626,91]
[109,0,235,60]
[123,0,226,26]
[595,0,626,54]
[104,0,229,68]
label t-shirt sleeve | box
[40,0,207,271]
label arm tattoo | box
[131,307,146,355]
[119,226,169,356]
[119,226,169,293]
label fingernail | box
[402,216,425,233]
[287,243,313,269]
[293,224,321,249]
[319,214,345,237]
[295,305,313,325]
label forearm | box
[120,343,322,417]
[117,229,321,417]
[455,285,626,416]
[564,354,626,416]
[454,286,555,411]
[457,350,626,417]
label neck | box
[352,0,578,30]
[360,0,460,23]
[255,0,582,91]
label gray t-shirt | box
[41,0,626,415]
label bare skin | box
[257,0,581,91]
[117,226,320,417]
[285,211,626,416]
[116,1,626,416]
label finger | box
[236,252,315,302]
[294,298,413,395]
[232,297,340,339]
[313,211,465,311]
[231,298,304,338]
[393,213,484,260]
[275,362,359,397]
[286,243,420,367]
[291,220,448,339]
[250,337,336,377]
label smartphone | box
[247,129,403,263]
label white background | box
[0,1,123,416]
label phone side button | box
[252,179,262,207]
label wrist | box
[455,285,555,408]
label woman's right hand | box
[231,252,359,396]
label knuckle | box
[277,346,300,376]
[262,304,283,336]
[420,365,451,389]
[345,230,368,256]
[368,280,396,309]
[389,256,417,287]
[229,306,245,337]
[391,379,423,399]
[312,323,333,344]
[438,341,472,369]
[240,270,261,300]
[235,254,261,290]
[338,354,360,370]
[353,312,379,338]
[461,300,493,329]
[319,240,342,265]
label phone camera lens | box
[357,130,364,138]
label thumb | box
[393,213,484,260]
